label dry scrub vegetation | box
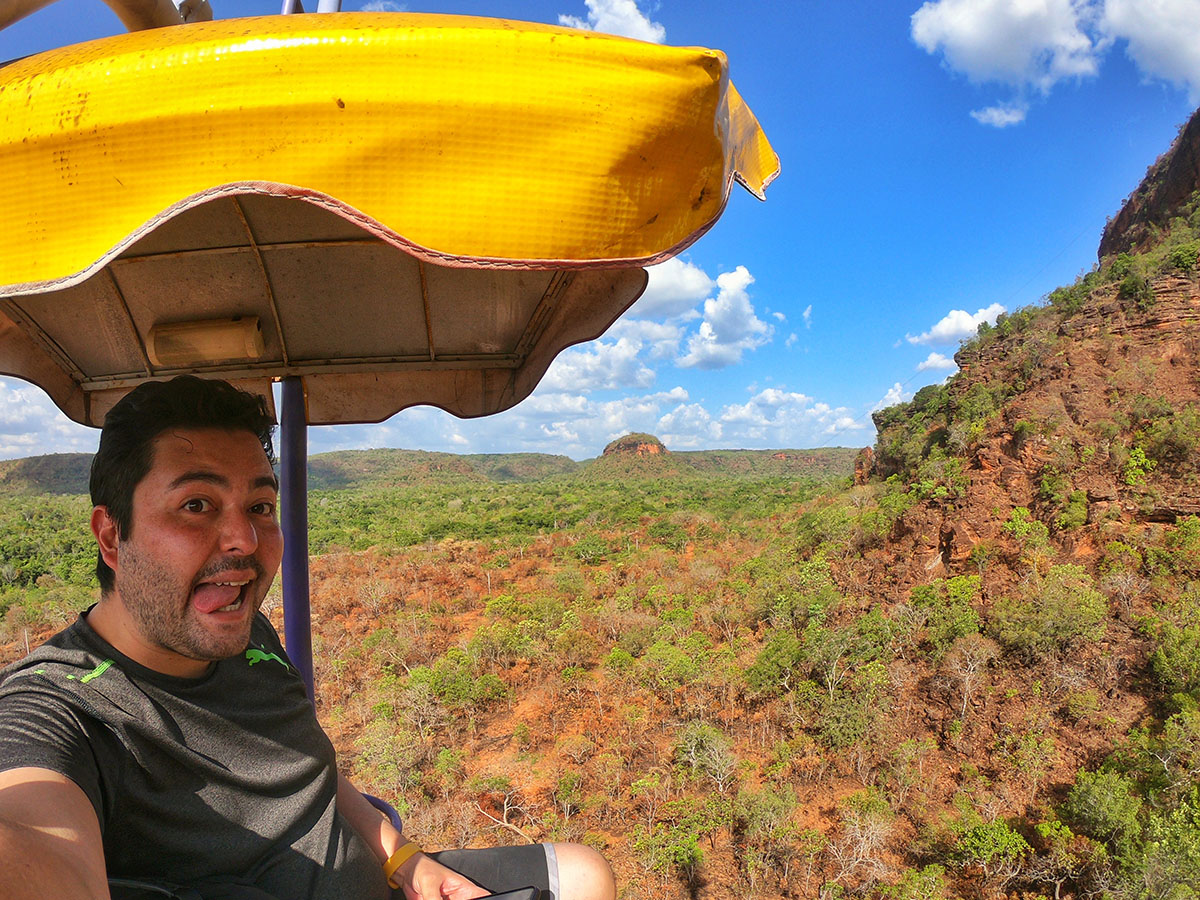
[5,435,1197,899]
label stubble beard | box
[117,545,267,664]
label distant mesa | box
[601,433,667,457]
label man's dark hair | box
[89,376,276,592]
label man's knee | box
[551,843,615,900]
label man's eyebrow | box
[168,471,228,490]
[255,474,280,493]
[168,471,279,492]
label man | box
[0,376,615,900]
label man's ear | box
[91,506,120,573]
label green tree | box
[990,564,1107,660]
[632,810,708,887]
[734,786,800,889]
[1002,506,1050,559]
[1027,820,1105,900]
[954,820,1031,890]
[674,722,737,793]
[1120,787,1200,900]
[880,865,947,900]
[745,630,803,695]
[910,575,982,660]
[1123,445,1157,485]
[1111,710,1200,804]
[1062,769,1142,856]
[1147,589,1200,703]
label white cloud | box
[906,302,1005,345]
[522,392,592,417]
[358,1,405,10]
[718,389,866,445]
[305,378,866,458]
[826,416,861,435]
[873,383,912,412]
[608,318,683,360]
[1102,0,1200,102]
[917,351,959,371]
[914,0,1200,121]
[629,257,716,320]
[911,0,1101,89]
[677,266,773,369]
[500,387,693,458]
[771,311,786,322]
[721,387,806,424]
[785,333,799,349]
[542,337,656,391]
[657,403,722,448]
[558,0,666,43]
[0,377,98,460]
[970,103,1028,126]
[802,305,813,328]
[540,422,580,444]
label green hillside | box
[0,453,92,495]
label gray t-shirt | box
[0,611,388,900]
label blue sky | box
[1,0,1198,460]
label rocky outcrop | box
[601,433,667,457]
[1099,107,1200,259]
[853,447,874,485]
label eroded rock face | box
[1100,108,1200,259]
[865,263,1200,607]
[854,447,874,485]
[608,440,663,457]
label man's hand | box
[335,774,488,899]
[398,851,490,900]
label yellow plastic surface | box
[0,12,778,293]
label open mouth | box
[213,580,250,612]
[193,577,253,615]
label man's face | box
[99,427,282,675]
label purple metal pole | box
[280,376,315,702]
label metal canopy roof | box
[1,188,648,426]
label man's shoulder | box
[250,611,283,644]
[242,612,296,673]
[0,612,293,703]
[0,618,102,694]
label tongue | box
[192,583,243,614]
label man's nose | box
[219,508,260,555]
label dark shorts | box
[107,844,557,900]
[429,843,556,899]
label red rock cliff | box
[1099,107,1200,259]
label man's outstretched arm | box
[0,767,109,900]
[336,773,488,900]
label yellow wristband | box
[383,840,422,889]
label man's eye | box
[183,499,211,513]
[250,502,276,516]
